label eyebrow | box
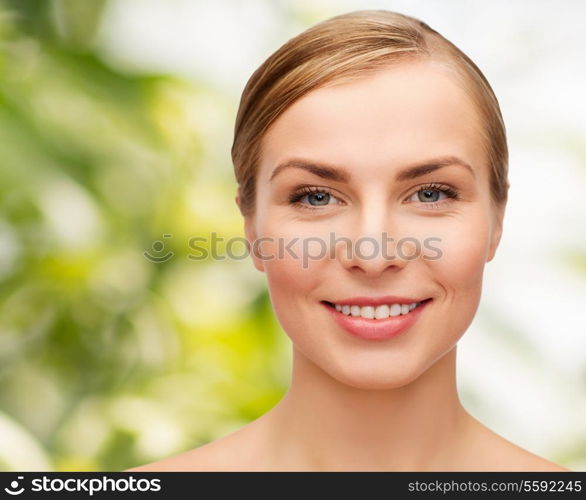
[268,156,476,183]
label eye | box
[414,188,446,203]
[288,185,343,210]
[406,183,460,208]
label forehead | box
[259,59,486,180]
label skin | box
[130,58,568,472]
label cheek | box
[402,207,492,292]
[264,259,325,354]
[423,212,492,339]
[433,221,489,290]
[259,222,327,336]
[400,213,492,378]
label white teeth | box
[360,306,375,319]
[374,304,390,319]
[389,303,402,317]
[332,300,423,319]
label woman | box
[132,10,568,471]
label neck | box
[264,345,470,471]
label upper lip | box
[325,296,430,307]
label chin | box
[334,373,422,391]
[322,355,428,391]
[315,342,459,391]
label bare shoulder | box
[463,414,570,472]
[126,441,230,472]
[126,420,269,472]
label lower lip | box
[322,299,431,341]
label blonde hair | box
[232,9,509,216]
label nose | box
[334,209,417,278]
[335,233,415,277]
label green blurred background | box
[0,0,584,471]
[0,0,290,471]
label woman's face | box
[242,59,505,389]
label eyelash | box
[287,183,460,211]
[407,182,461,210]
[288,185,341,211]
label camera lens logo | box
[143,234,174,263]
[4,476,24,496]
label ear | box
[244,215,265,272]
[236,191,265,273]
[486,201,506,263]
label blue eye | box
[287,183,460,211]
[288,186,342,209]
[416,188,446,203]
[305,192,330,206]
[407,183,460,207]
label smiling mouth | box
[321,299,432,320]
